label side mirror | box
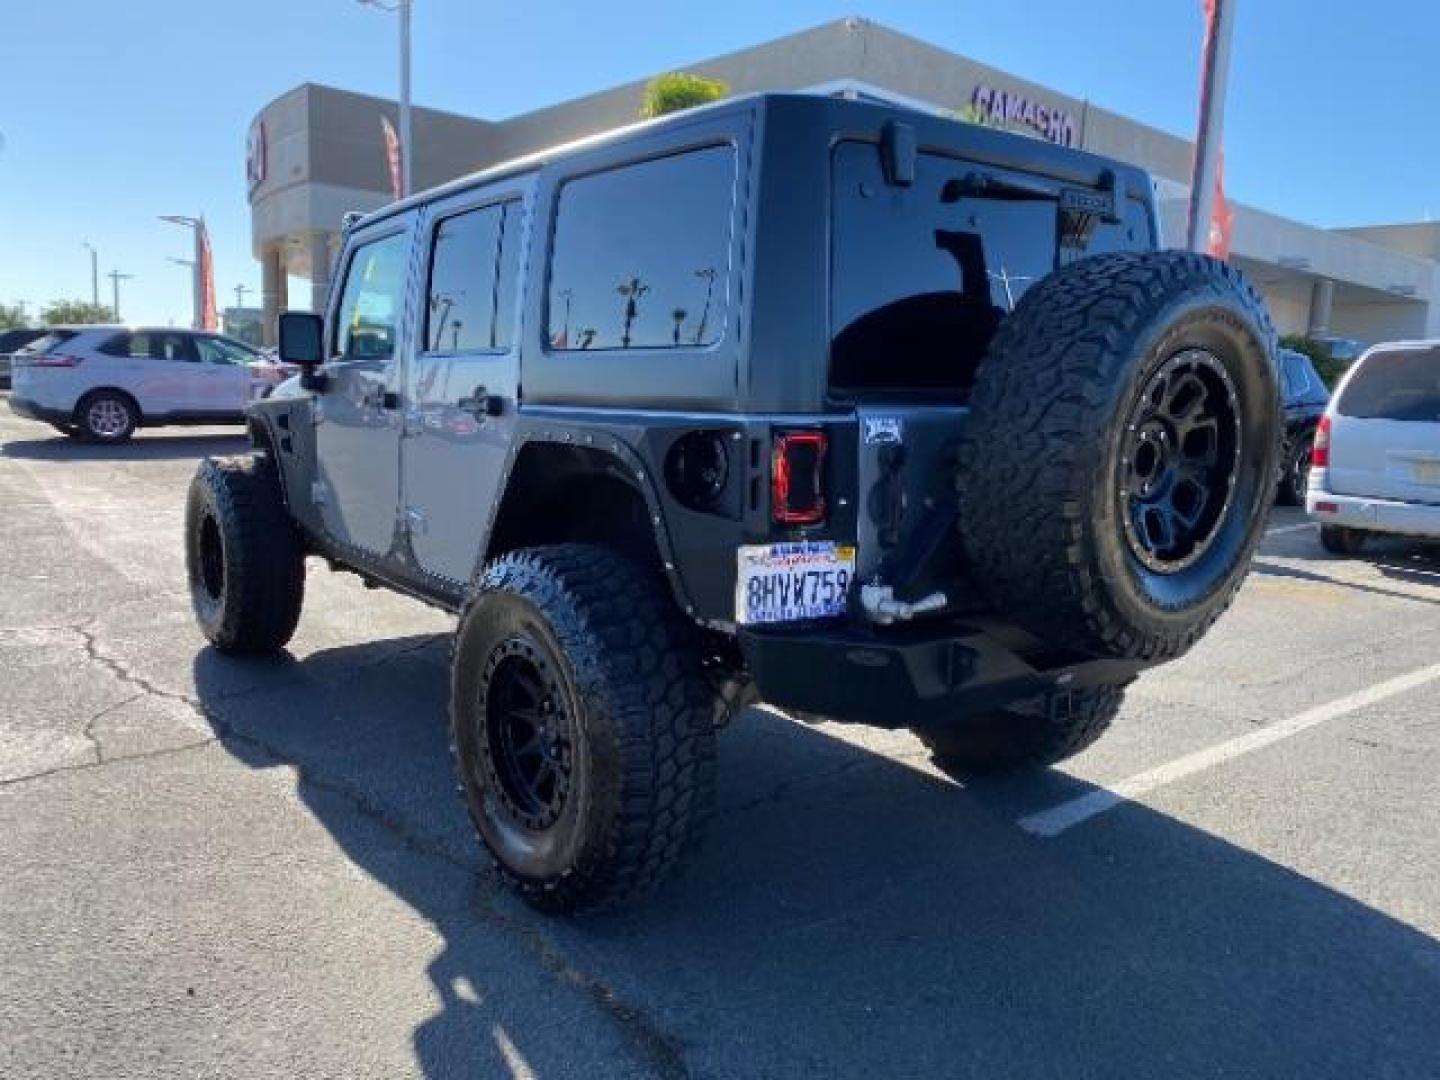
[278,310,324,366]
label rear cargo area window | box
[830,140,1144,396]
[546,145,736,351]
[1338,346,1440,421]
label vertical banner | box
[198,217,218,330]
[1187,0,1237,253]
[381,115,403,201]
[1208,149,1235,259]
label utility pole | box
[1187,0,1238,252]
[358,0,413,197]
[234,284,250,309]
[107,270,134,321]
[82,242,99,306]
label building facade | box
[247,17,1439,346]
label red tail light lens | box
[21,353,83,368]
[772,430,827,525]
[1311,415,1331,468]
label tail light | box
[772,430,827,525]
[1311,415,1331,468]
[19,353,84,368]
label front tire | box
[452,545,717,913]
[914,685,1126,773]
[185,453,305,653]
[76,390,138,443]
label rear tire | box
[185,453,305,653]
[452,545,717,913]
[1320,525,1368,556]
[957,251,1279,662]
[914,685,1126,773]
[76,390,138,443]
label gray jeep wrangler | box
[185,94,1279,912]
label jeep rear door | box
[315,217,417,557]
[399,180,529,584]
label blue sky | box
[2,0,1436,327]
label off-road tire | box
[1320,525,1368,556]
[957,251,1279,662]
[1277,430,1314,506]
[184,453,305,653]
[451,545,718,914]
[75,389,138,443]
[914,685,1126,772]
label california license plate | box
[735,542,855,625]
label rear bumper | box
[1307,474,1440,539]
[739,621,1145,728]
[7,395,70,424]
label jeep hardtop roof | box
[348,92,1156,235]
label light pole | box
[358,0,413,197]
[234,283,250,309]
[107,270,134,322]
[159,215,204,329]
[1187,0,1238,252]
[82,242,99,307]
[168,257,197,328]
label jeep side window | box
[423,201,519,353]
[332,232,409,361]
[546,144,736,351]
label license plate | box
[735,542,855,625]
[1415,461,1440,485]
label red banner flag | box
[1208,149,1235,260]
[381,115,402,201]
[198,217,218,330]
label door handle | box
[457,386,504,418]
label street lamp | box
[159,216,204,329]
[358,0,413,197]
[107,270,134,322]
[82,242,99,307]
[168,256,197,328]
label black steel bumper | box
[7,396,67,424]
[739,621,1145,728]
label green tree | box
[40,299,116,325]
[640,72,729,119]
[0,302,26,329]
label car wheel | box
[184,453,306,653]
[76,390,138,443]
[913,684,1127,773]
[1277,432,1314,506]
[452,545,717,913]
[957,251,1279,662]
[1319,525,1368,557]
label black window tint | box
[98,332,132,357]
[425,202,519,353]
[1337,347,1440,421]
[547,145,736,350]
[1280,355,1301,397]
[18,330,79,354]
[830,141,1145,394]
[333,232,410,360]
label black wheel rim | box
[198,513,225,600]
[1120,349,1242,574]
[478,637,574,831]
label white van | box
[8,327,278,442]
[1307,340,1440,553]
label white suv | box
[8,327,274,442]
[1307,340,1440,554]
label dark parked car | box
[1277,347,1330,504]
[0,328,51,389]
[184,93,1279,912]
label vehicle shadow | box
[192,637,1440,1079]
[1,431,247,462]
[1254,531,1440,607]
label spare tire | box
[957,251,1278,661]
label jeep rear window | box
[830,140,1148,396]
[1337,346,1440,422]
[546,144,736,351]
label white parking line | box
[1018,660,1440,838]
[1266,521,1318,536]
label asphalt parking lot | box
[2,402,1439,1079]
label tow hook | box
[861,582,948,626]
